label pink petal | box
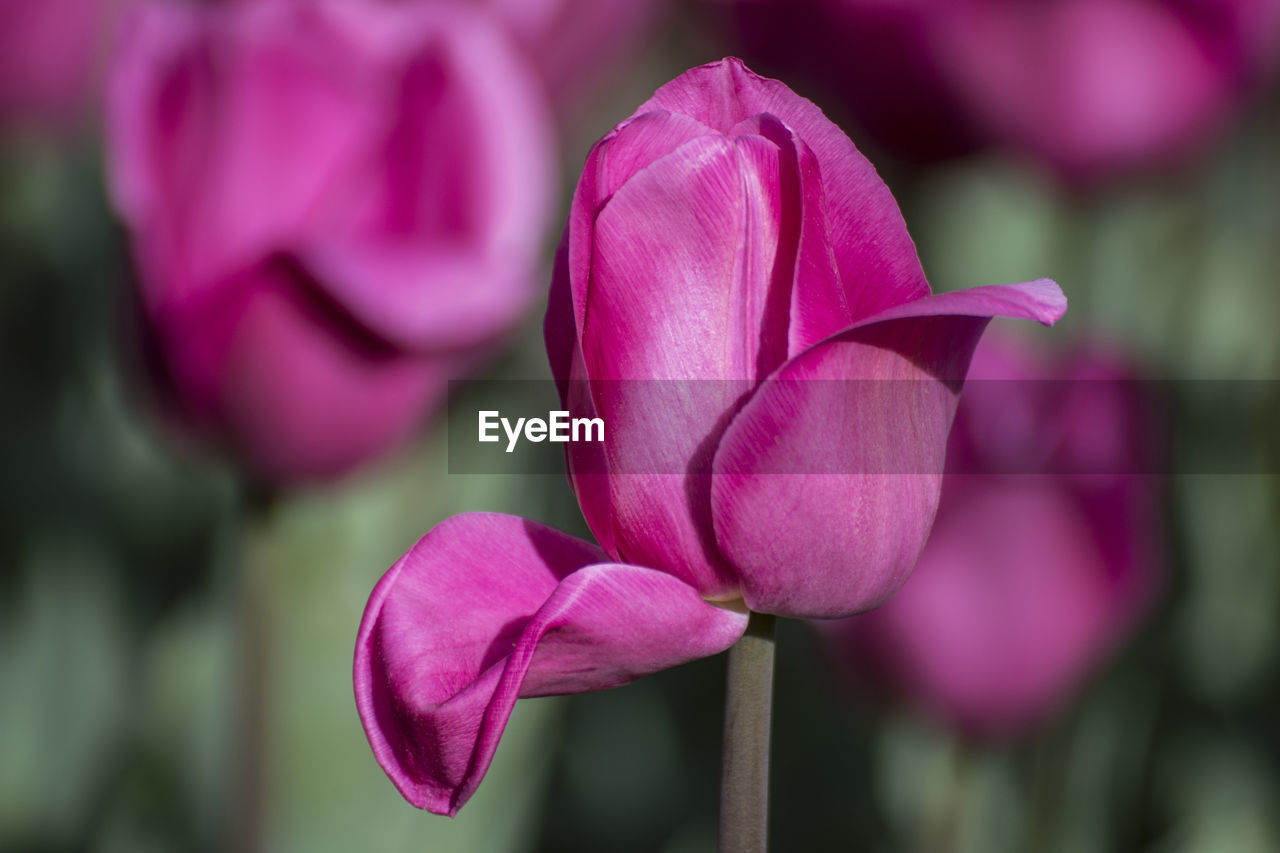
[710,280,1066,618]
[638,57,931,321]
[297,241,532,352]
[579,132,794,594]
[584,131,790,381]
[827,478,1122,735]
[849,278,1067,329]
[161,258,447,482]
[354,513,748,815]
[308,2,552,348]
[107,0,378,311]
[560,109,715,352]
[545,234,620,558]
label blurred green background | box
[3,7,1279,853]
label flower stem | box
[719,610,776,853]
[232,488,277,853]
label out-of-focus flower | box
[731,0,1280,180]
[355,58,1065,815]
[822,333,1162,736]
[479,0,666,110]
[0,0,129,129]
[107,0,553,483]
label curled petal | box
[711,280,1066,618]
[354,513,748,815]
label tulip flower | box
[822,333,1162,736]
[106,0,553,482]
[730,0,1280,180]
[355,58,1065,816]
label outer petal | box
[354,513,748,816]
[710,280,1066,618]
[545,233,621,557]
[560,109,715,351]
[638,57,931,321]
[580,132,790,594]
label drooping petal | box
[354,513,748,816]
[710,280,1066,618]
[638,57,931,321]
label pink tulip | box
[107,0,553,482]
[355,58,1065,814]
[822,334,1162,736]
[731,0,1280,180]
[0,0,127,128]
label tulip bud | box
[546,57,1066,617]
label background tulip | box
[728,0,1280,181]
[478,0,667,111]
[356,58,1065,815]
[106,0,553,483]
[822,332,1162,736]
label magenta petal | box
[546,234,620,557]
[584,132,785,382]
[710,280,1067,618]
[297,242,531,351]
[107,0,376,310]
[849,278,1067,330]
[581,132,794,594]
[638,57,930,321]
[306,2,552,349]
[354,513,748,815]
[562,110,716,345]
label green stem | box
[231,489,277,853]
[718,611,777,853]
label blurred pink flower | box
[107,0,553,482]
[731,0,1280,180]
[822,333,1163,736]
[355,59,1065,815]
[479,0,666,109]
[0,0,129,129]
